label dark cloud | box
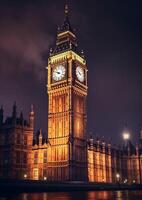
[0,3,54,80]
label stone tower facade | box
[46,5,88,181]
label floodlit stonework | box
[0,5,142,183]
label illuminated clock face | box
[52,65,66,81]
[76,66,84,82]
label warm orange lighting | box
[88,150,95,182]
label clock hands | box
[78,70,81,76]
[56,71,61,75]
[76,66,84,82]
[52,65,66,81]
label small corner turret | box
[39,129,43,146]
[29,104,35,129]
[12,101,17,124]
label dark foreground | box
[0,179,142,193]
[1,191,142,200]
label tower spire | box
[29,104,34,129]
[51,4,77,55]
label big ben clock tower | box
[47,5,88,181]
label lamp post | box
[116,173,120,182]
[122,127,130,184]
[24,174,27,179]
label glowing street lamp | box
[24,174,27,179]
[133,180,136,184]
[124,179,127,184]
[116,173,120,182]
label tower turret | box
[39,129,43,146]
[88,133,94,149]
[12,102,17,124]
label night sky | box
[0,0,142,144]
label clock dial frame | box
[76,66,85,82]
[52,65,66,82]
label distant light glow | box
[123,131,130,140]
[24,174,27,179]
[124,179,127,183]
[116,173,120,179]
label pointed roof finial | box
[20,110,23,119]
[65,4,69,16]
[69,41,72,49]
[0,106,3,112]
[13,101,16,108]
[31,104,33,111]
[12,101,17,117]
[39,128,42,137]
[30,104,34,115]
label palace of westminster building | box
[0,6,142,183]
